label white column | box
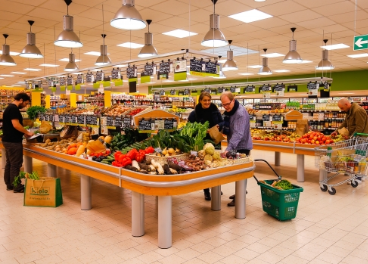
[297,154,305,182]
[23,155,33,173]
[211,186,221,211]
[235,179,247,219]
[132,191,145,237]
[47,164,57,178]
[275,152,281,166]
[158,196,172,249]
[80,175,92,210]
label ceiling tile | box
[281,10,323,23]
[150,0,197,16]
[260,1,306,16]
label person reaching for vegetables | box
[188,92,223,201]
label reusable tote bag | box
[24,177,63,207]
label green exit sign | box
[354,35,368,50]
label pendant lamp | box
[138,20,158,58]
[283,28,302,64]
[54,0,83,48]
[201,0,227,47]
[0,34,16,66]
[222,40,238,71]
[95,34,111,66]
[64,50,79,71]
[20,21,43,58]
[258,49,272,75]
[110,0,146,30]
[316,39,334,70]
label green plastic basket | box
[258,180,303,221]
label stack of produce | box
[296,131,334,145]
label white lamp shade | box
[110,0,146,30]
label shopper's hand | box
[25,131,34,137]
[221,151,228,158]
[331,131,337,137]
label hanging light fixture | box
[54,0,83,48]
[283,27,302,64]
[110,0,146,30]
[201,0,227,47]
[64,50,79,71]
[0,34,16,66]
[316,39,334,70]
[95,6,111,66]
[138,20,158,58]
[258,49,272,75]
[95,34,111,66]
[19,20,43,58]
[222,40,238,71]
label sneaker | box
[227,199,235,207]
[6,186,13,191]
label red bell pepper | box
[145,146,155,154]
[126,149,138,160]
[112,161,122,167]
[120,156,132,167]
[136,150,146,163]
[118,154,127,163]
[114,151,122,160]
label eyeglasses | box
[222,100,233,107]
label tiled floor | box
[1,150,368,264]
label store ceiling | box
[0,0,368,87]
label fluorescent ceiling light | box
[39,64,59,67]
[0,75,14,77]
[84,51,101,56]
[320,44,349,50]
[248,65,262,68]
[239,73,254,75]
[162,29,197,38]
[229,9,272,23]
[202,46,258,57]
[0,78,3,79]
[24,68,41,71]
[60,58,81,62]
[261,53,284,58]
[274,70,290,73]
[347,53,368,58]
[11,72,26,74]
[117,42,144,49]
[0,50,19,56]
[115,64,127,67]
[218,59,227,63]
[300,60,313,63]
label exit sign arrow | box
[354,35,368,50]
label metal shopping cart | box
[315,133,368,195]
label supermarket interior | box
[0,0,368,263]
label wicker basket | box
[145,153,189,166]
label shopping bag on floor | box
[24,177,63,207]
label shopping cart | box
[315,133,368,195]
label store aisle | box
[0,150,367,264]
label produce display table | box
[222,140,316,182]
[0,143,255,249]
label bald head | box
[338,98,351,112]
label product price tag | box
[115,117,123,128]
[288,85,297,92]
[71,115,78,125]
[263,114,271,122]
[123,116,131,129]
[38,114,45,121]
[65,115,71,124]
[205,60,219,74]
[77,115,85,125]
[106,116,114,127]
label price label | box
[262,114,271,121]
[106,116,114,127]
[86,115,98,127]
[65,115,71,124]
[39,114,45,121]
[115,117,123,128]
[272,115,283,122]
[77,115,85,125]
[123,116,131,129]
[205,60,218,74]
[71,115,78,125]
[59,115,65,124]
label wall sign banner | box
[307,82,319,96]
[174,60,187,73]
[174,72,187,81]
[95,71,104,82]
[260,84,272,94]
[210,89,217,95]
[127,65,137,79]
[67,85,73,91]
[140,75,151,84]
[67,76,74,86]
[76,74,84,84]
[245,85,256,94]
[51,87,56,92]
[111,68,121,80]
[273,84,285,97]
[60,86,66,92]
[170,90,176,95]
[86,72,95,83]
[59,77,66,86]
[75,84,81,91]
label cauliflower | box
[212,151,220,160]
[204,154,213,162]
[198,150,205,159]
[203,143,215,155]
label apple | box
[316,141,320,145]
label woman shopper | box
[188,92,223,201]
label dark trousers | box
[3,142,23,189]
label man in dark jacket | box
[3,93,33,193]
[332,98,368,137]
